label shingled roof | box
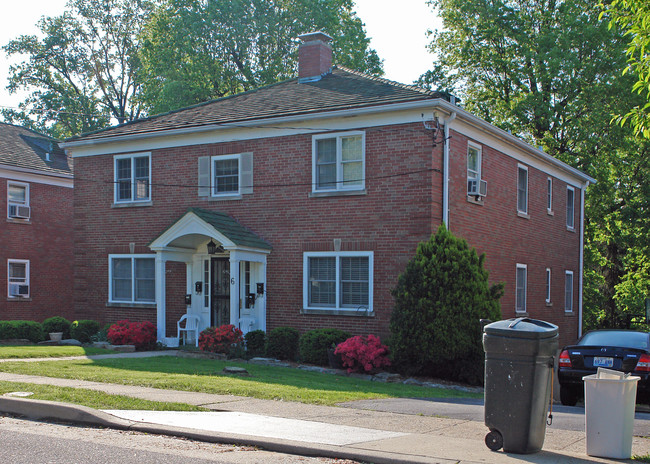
[67,66,450,143]
[0,123,72,176]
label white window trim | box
[312,131,366,193]
[515,263,527,313]
[7,180,30,219]
[545,268,552,304]
[113,152,152,204]
[7,180,29,206]
[7,259,29,299]
[517,164,528,215]
[566,186,575,230]
[108,254,156,304]
[565,270,574,313]
[210,153,241,197]
[547,177,553,214]
[303,251,373,312]
[467,142,482,180]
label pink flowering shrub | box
[334,334,391,373]
[107,320,157,350]
[199,324,244,354]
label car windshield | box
[579,331,649,350]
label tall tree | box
[426,0,650,330]
[139,0,383,114]
[3,0,152,138]
[601,0,650,139]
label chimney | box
[298,32,333,82]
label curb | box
[0,397,435,464]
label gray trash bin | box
[482,317,558,453]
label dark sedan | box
[558,329,650,406]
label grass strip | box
[0,356,481,405]
[0,346,115,359]
[0,381,206,411]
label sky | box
[0,0,442,112]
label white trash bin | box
[584,367,639,459]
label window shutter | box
[198,156,210,197]
[240,152,253,194]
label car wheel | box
[560,385,578,406]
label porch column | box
[229,257,241,326]
[155,254,167,341]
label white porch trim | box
[149,210,270,345]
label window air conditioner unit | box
[468,179,488,197]
[9,283,29,297]
[8,204,30,219]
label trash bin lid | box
[484,317,558,339]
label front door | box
[211,257,230,327]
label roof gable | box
[0,123,72,176]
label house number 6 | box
[230,278,235,285]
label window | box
[109,255,155,303]
[198,152,252,198]
[114,153,151,203]
[516,264,527,313]
[517,165,528,214]
[545,268,552,304]
[547,177,553,213]
[7,181,30,219]
[567,186,575,229]
[467,143,482,194]
[304,252,372,311]
[565,271,574,312]
[313,132,365,192]
[8,259,29,298]
[212,154,239,196]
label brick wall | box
[447,130,582,347]
[0,179,74,322]
[73,121,583,346]
[73,123,440,340]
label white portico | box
[148,208,271,346]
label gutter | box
[442,111,457,227]
[578,181,589,338]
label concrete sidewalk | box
[0,351,648,463]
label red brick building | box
[0,123,74,321]
[62,33,594,347]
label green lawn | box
[0,345,115,358]
[0,381,205,411]
[0,356,482,405]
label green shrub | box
[390,225,503,385]
[91,323,112,343]
[244,330,266,357]
[266,326,300,361]
[42,316,72,339]
[70,320,101,343]
[299,328,351,366]
[0,320,45,343]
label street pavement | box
[0,350,649,463]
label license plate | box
[593,356,614,368]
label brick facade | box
[71,119,586,347]
[0,177,74,322]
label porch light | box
[207,240,219,254]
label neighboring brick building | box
[0,123,74,322]
[62,33,594,347]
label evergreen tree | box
[390,225,503,385]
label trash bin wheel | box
[485,430,503,451]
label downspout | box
[578,181,589,338]
[442,111,457,227]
